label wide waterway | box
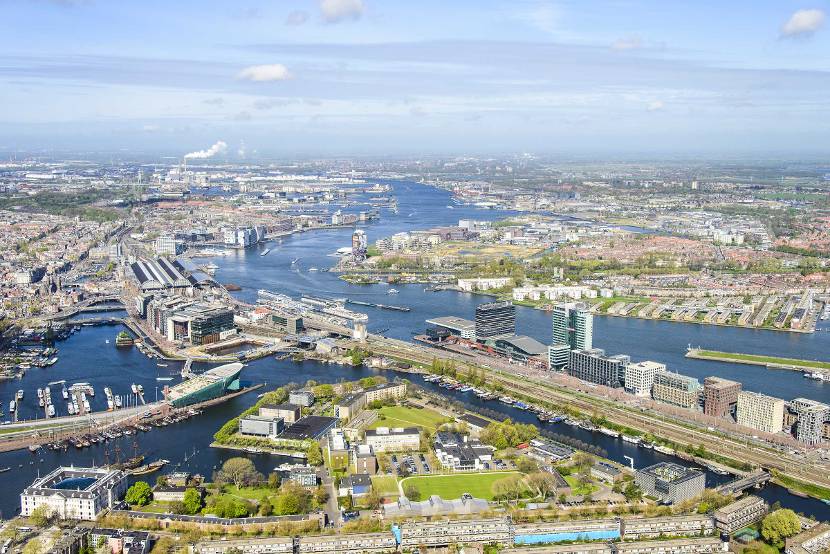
[1,179,829,520]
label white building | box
[364,427,420,452]
[21,466,127,520]
[624,361,666,397]
[457,277,511,292]
[736,391,785,434]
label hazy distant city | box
[2,1,830,553]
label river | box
[0,179,828,519]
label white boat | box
[47,405,55,418]
[137,385,144,394]
[9,400,16,412]
[131,384,138,394]
[308,267,319,272]
[37,388,43,400]
[16,390,23,401]
[156,377,174,381]
[387,288,399,294]
[621,434,642,445]
[62,386,68,399]
[114,397,122,408]
[598,427,620,438]
[654,445,676,455]
[260,248,271,257]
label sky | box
[1,0,829,157]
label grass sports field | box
[368,405,450,431]
[400,471,521,501]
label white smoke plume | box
[184,140,228,159]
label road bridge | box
[716,470,771,495]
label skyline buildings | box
[474,301,516,341]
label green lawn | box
[564,475,599,496]
[400,471,521,501]
[368,405,450,431]
[371,475,400,497]
[221,485,275,502]
[695,349,830,370]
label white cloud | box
[237,64,291,82]
[184,140,227,159]
[612,36,643,51]
[320,0,365,23]
[647,100,665,112]
[781,8,825,38]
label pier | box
[346,299,411,312]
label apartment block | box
[703,376,742,418]
[736,391,785,434]
[713,495,768,534]
[624,361,666,397]
[652,372,701,410]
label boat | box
[157,363,169,367]
[47,405,55,417]
[113,455,145,471]
[260,248,271,257]
[156,377,174,381]
[822,499,830,506]
[114,396,122,408]
[130,459,169,475]
[621,434,642,445]
[308,267,319,272]
[105,387,114,410]
[0,467,10,473]
[62,386,68,399]
[28,444,40,452]
[137,385,144,394]
[16,390,23,401]
[598,427,620,438]
[387,288,399,294]
[9,400,16,412]
[131,384,138,394]
[654,445,676,455]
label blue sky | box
[1,0,829,157]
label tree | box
[314,486,330,506]
[182,488,203,515]
[125,481,153,506]
[275,493,301,515]
[364,489,381,510]
[258,498,273,516]
[491,474,525,501]
[571,452,593,472]
[28,505,52,527]
[623,482,642,502]
[525,472,557,498]
[22,539,42,554]
[404,484,422,501]
[306,442,323,466]
[760,509,801,548]
[217,457,262,489]
[267,472,282,490]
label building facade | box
[550,302,594,369]
[364,427,421,452]
[792,397,830,445]
[652,372,701,410]
[736,391,785,434]
[703,376,742,418]
[568,348,630,388]
[21,467,127,521]
[624,361,666,397]
[634,462,705,504]
[474,301,516,340]
[713,495,768,533]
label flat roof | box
[280,416,338,440]
[425,316,475,331]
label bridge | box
[716,470,771,495]
[48,295,125,320]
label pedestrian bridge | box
[716,470,771,495]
